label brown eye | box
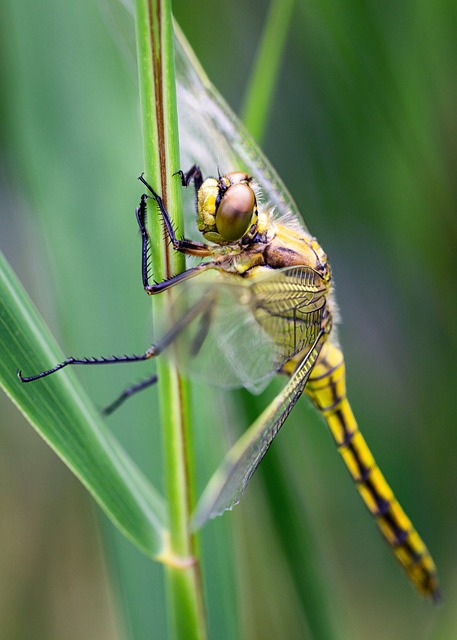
[216,183,255,242]
[224,171,251,184]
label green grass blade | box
[241,0,296,143]
[0,251,166,557]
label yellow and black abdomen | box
[305,341,440,600]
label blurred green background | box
[1,0,456,638]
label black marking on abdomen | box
[351,450,420,559]
[334,405,417,555]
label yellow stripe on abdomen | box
[305,342,440,601]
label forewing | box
[174,26,308,241]
[192,332,326,528]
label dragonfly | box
[19,163,440,601]
[18,30,440,601]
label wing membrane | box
[158,266,328,392]
[250,266,328,365]
[192,331,326,528]
[174,26,309,240]
[163,273,279,393]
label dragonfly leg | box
[103,282,214,416]
[18,292,215,383]
[18,352,152,382]
[174,164,203,192]
[135,184,216,294]
[174,165,203,217]
[136,192,154,290]
[143,261,217,296]
[137,174,211,257]
[188,295,215,356]
[102,373,158,416]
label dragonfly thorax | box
[197,172,259,244]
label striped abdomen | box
[305,342,440,601]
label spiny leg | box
[135,175,215,296]
[175,164,203,197]
[136,193,212,293]
[189,295,216,357]
[102,373,158,416]
[137,174,210,257]
[102,264,217,413]
[175,165,204,223]
[18,352,152,383]
[19,292,216,384]
[175,164,203,189]
[136,192,154,291]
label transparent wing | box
[249,265,328,364]
[161,272,279,394]
[174,25,309,241]
[157,265,328,393]
[192,332,326,528]
[101,14,307,235]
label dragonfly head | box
[197,172,258,244]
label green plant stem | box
[241,0,296,144]
[133,1,206,638]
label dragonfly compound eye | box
[216,183,256,242]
